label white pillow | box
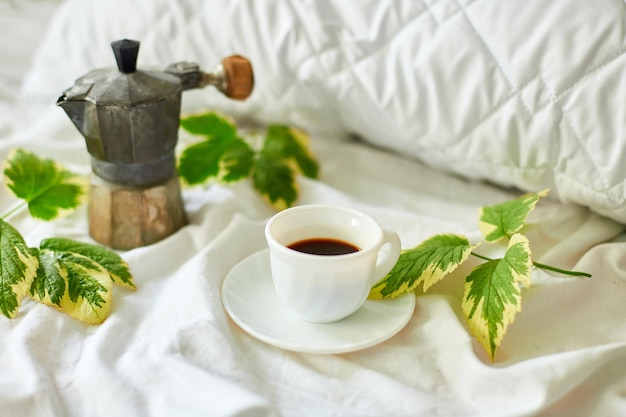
[22,0,626,223]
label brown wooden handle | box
[221,55,254,100]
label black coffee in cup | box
[288,238,360,256]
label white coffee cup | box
[264,204,401,323]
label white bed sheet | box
[1,2,626,417]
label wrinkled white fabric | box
[2,1,626,417]
[1,106,626,417]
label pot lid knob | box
[111,39,140,74]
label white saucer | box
[221,249,416,354]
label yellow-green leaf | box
[178,119,254,185]
[177,112,318,209]
[479,189,549,242]
[252,154,298,211]
[369,234,477,299]
[32,249,113,325]
[0,219,38,318]
[462,233,532,360]
[261,125,319,178]
[40,238,135,290]
[180,111,238,138]
[2,148,88,221]
[251,125,319,210]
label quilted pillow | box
[22,0,626,223]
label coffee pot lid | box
[62,39,180,106]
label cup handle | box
[372,229,402,285]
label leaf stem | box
[1,201,27,221]
[531,261,591,278]
[470,252,591,278]
[470,252,492,262]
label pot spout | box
[57,94,90,138]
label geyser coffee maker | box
[58,39,253,250]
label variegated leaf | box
[462,233,532,360]
[252,125,319,210]
[261,125,319,178]
[479,189,549,242]
[3,148,88,221]
[40,238,135,289]
[369,234,477,299]
[0,219,38,318]
[32,249,113,325]
[252,154,298,211]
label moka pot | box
[57,39,254,249]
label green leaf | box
[250,125,319,210]
[30,249,65,307]
[2,148,88,221]
[0,219,38,318]
[462,233,532,360]
[40,238,135,289]
[219,139,255,182]
[252,154,298,210]
[177,112,319,209]
[479,189,549,242]
[180,112,238,138]
[262,125,319,178]
[28,238,134,324]
[31,249,113,325]
[178,114,254,185]
[369,234,477,299]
